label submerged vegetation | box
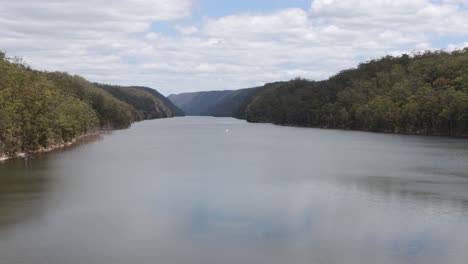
[0,52,180,157]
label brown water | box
[1,117,468,264]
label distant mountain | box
[96,84,184,119]
[168,90,232,116]
[206,87,263,117]
[168,86,273,117]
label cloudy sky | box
[1,0,468,95]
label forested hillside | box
[168,86,278,117]
[244,50,468,136]
[204,86,270,117]
[96,84,184,119]
[168,90,232,115]
[170,49,468,137]
[131,86,185,117]
[0,52,179,157]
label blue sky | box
[1,0,468,94]
[192,0,311,18]
[151,0,311,35]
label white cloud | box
[448,42,468,51]
[204,8,309,39]
[174,25,199,35]
[310,0,468,35]
[0,0,467,95]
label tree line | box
[241,49,468,136]
[0,52,181,157]
[96,84,183,120]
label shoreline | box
[0,132,103,162]
[243,119,468,139]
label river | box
[1,117,468,264]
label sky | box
[1,0,468,95]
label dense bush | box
[95,84,184,120]
[244,50,468,136]
[0,52,179,156]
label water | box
[1,117,468,264]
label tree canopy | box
[169,49,468,137]
[0,52,180,156]
[95,84,184,120]
[243,50,468,136]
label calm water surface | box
[1,117,468,264]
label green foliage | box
[95,84,183,119]
[0,53,177,157]
[0,56,103,155]
[244,50,468,136]
[44,73,136,129]
[168,83,281,117]
[168,90,235,116]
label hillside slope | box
[244,50,468,136]
[168,85,278,117]
[0,52,178,157]
[96,84,184,119]
[172,49,468,137]
[168,90,232,115]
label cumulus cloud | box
[310,0,468,35]
[0,0,467,94]
[174,25,199,35]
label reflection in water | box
[0,135,102,230]
[0,158,50,229]
[0,117,468,264]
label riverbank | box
[0,132,103,162]
[243,119,468,139]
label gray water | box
[1,117,468,264]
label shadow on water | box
[0,157,52,230]
[336,172,468,210]
[0,134,103,230]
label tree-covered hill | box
[203,86,268,117]
[244,50,468,136]
[170,49,468,137]
[168,85,284,117]
[95,84,184,120]
[0,52,180,157]
[130,86,185,117]
[45,73,137,129]
[169,83,288,118]
[168,90,233,116]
